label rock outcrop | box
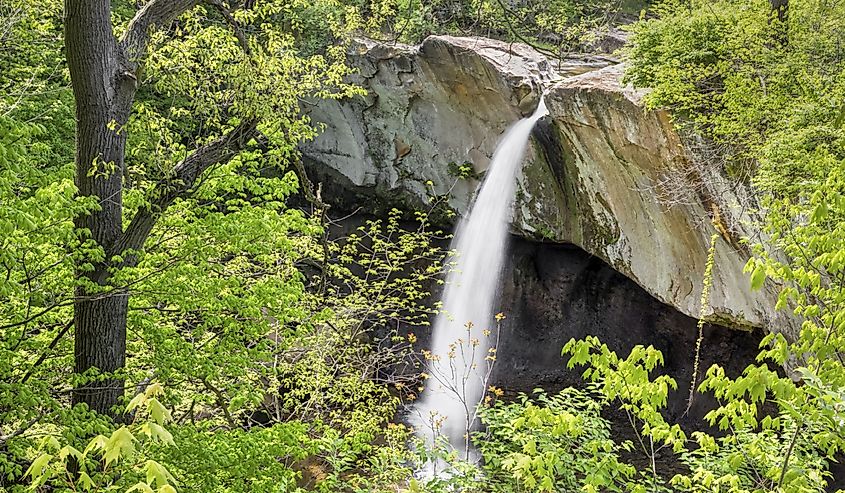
[302,35,793,334]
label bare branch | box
[20,321,73,384]
[0,300,74,331]
[492,0,564,60]
[120,0,200,65]
[201,378,236,428]
[0,416,40,446]
[112,119,260,262]
[204,0,251,54]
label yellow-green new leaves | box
[144,460,177,489]
[148,399,172,426]
[746,259,768,291]
[23,452,52,487]
[560,335,841,492]
[26,384,179,492]
[810,195,829,224]
[127,482,176,493]
[141,422,175,446]
[477,388,635,492]
[104,427,138,466]
[6,1,435,491]
[563,337,675,412]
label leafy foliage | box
[476,388,635,492]
[0,1,446,491]
[26,384,178,493]
[361,0,627,55]
[624,2,845,488]
[560,337,843,492]
[5,0,845,491]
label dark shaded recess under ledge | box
[492,237,844,489]
[495,237,761,426]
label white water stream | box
[413,97,549,463]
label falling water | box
[413,97,549,463]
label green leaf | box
[78,471,95,491]
[522,439,537,455]
[811,200,829,223]
[750,264,766,291]
[145,460,173,488]
[145,382,165,398]
[126,392,146,413]
[148,398,172,425]
[126,483,155,493]
[103,427,136,466]
[24,453,52,479]
[147,423,174,446]
[57,445,82,462]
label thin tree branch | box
[0,301,74,331]
[204,0,251,54]
[201,378,236,428]
[120,0,200,65]
[20,321,74,384]
[491,0,563,60]
[110,119,260,267]
[0,416,40,446]
[778,421,804,488]
[291,157,332,293]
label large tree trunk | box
[770,0,788,23]
[63,0,251,417]
[65,0,130,416]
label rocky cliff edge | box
[301,35,795,335]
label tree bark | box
[770,0,788,45]
[65,0,130,416]
[63,0,248,416]
[770,0,788,24]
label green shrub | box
[475,387,636,492]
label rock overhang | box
[301,34,796,335]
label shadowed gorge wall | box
[490,237,845,488]
[494,237,762,427]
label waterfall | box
[413,97,549,464]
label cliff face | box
[302,35,793,335]
[301,36,554,215]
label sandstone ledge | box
[301,35,795,335]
